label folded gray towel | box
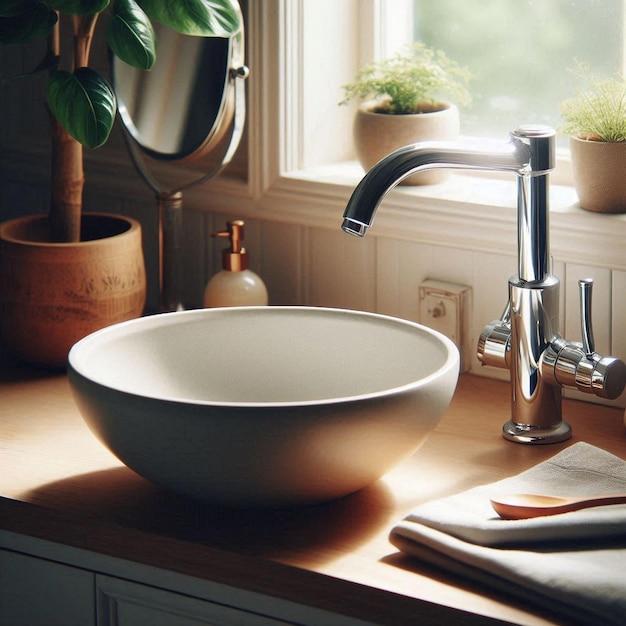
[390,442,626,625]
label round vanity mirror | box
[110,6,247,312]
[113,22,243,162]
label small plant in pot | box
[560,63,626,213]
[340,42,471,185]
[0,0,242,368]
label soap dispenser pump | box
[203,220,268,307]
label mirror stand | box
[123,65,248,312]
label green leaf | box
[138,0,241,38]
[49,0,110,14]
[0,0,39,18]
[46,67,116,149]
[0,4,57,43]
[107,0,155,69]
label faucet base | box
[502,419,572,445]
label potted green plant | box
[340,43,471,185]
[560,64,626,213]
[0,0,242,368]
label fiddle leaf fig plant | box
[0,0,242,243]
[340,42,472,115]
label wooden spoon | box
[491,493,626,520]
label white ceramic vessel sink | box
[68,307,459,507]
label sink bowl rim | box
[67,306,460,409]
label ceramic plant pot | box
[0,213,146,369]
[570,136,626,213]
[353,101,460,185]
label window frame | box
[226,0,626,272]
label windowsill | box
[290,158,579,209]
[246,0,623,271]
[3,145,625,271]
[258,159,626,271]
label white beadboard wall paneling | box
[260,221,305,305]
[308,227,377,311]
[181,209,207,310]
[376,237,433,321]
[431,246,474,286]
[202,212,220,296]
[612,270,626,361]
[611,270,626,407]
[553,260,567,337]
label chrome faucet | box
[342,125,626,444]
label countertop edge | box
[0,496,511,626]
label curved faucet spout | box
[342,136,532,237]
[340,125,626,444]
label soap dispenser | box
[203,219,268,307]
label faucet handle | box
[542,278,626,400]
[578,279,626,398]
[589,355,626,400]
[579,278,595,357]
[477,302,511,369]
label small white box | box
[419,279,472,373]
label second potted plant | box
[340,43,471,185]
[560,65,626,213]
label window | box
[286,1,625,178]
[240,1,625,270]
[414,1,624,143]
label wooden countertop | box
[1,353,625,626]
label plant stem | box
[73,14,98,68]
[49,115,84,242]
[46,14,98,242]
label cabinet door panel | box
[0,549,95,626]
[96,575,291,626]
